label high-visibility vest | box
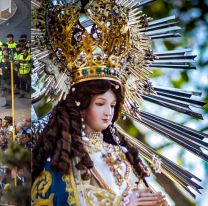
[14,52,21,61]
[0,41,2,47]
[18,53,32,74]
[6,41,17,49]
[0,51,2,62]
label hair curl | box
[32,80,148,182]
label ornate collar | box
[86,131,103,141]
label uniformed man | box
[1,43,8,53]
[17,47,32,98]
[0,48,2,63]
[19,34,30,48]
[14,44,22,61]
[6,34,17,55]
[0,43,8,63]
[2,48,9,58]
[0,45,8,89]
[13,44,23,94]
[0,41,3,61]
[0,56,12,108]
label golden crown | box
[41,0,154,86]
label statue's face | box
[83,89,117,132]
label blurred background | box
[120,0,208,205]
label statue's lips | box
[102,119,110,123]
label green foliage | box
[143,0,171,18]
[203,97,208,112]
[0,142,31,171]
[0,143,31,206]
[3,183,31,206]
[35,101,53,118]
[171,71,189,88]
[149,69,164,78]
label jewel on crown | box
[47,0,130,85]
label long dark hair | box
[32,80,147,182]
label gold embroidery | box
[33,194,54,206]
[32,170,54,205]
[84,184,122,206]
[84,137,132,197]
[62,168,80,206]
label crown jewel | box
[46,0,154,86]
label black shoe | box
[2,103,9,107]
[19,94,25,98]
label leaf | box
[149,69,164,78]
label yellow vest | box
[6,41,17,49]
[14,52,21,61]
[18,53,32,74]
[0,50,2,62]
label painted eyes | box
[95,103,104,106]
[95,103,116,108]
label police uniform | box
[0,59,12,107]
[0,50,3,63]
[6,41,17,50]
[18,52,32,96]
[6,34,17,56]
[0,41,2,62]
[0,50,2,88]
[13,46,23,94]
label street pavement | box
[0,93,31,122]
[0,0,31,41]
[0,0,31,122]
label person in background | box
[0,44,8,62]
[22,118,31,137]
[13,44,23,94]
[1,116,13,134]
[16,168,25,186]
[6,34,16,56]
[18,47,31,98]
[0,118,2,131]
[19,34,30,49]
[0,56,11,108]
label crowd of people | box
[0,115,31,204]
[0,116,32,150]
[0,34,31,108]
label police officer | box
[6,34,17,56]
[0,44,9,88]
[0,43,8,54]
[19,34,30,49]
[0,44,8,87]
[14,44,22,61]
[18,47,31,98]
[0,56,12,108]
[0,43,8,63]
[0,41,2,62]
[13,44,23,94]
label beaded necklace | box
[82,132,131,196]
